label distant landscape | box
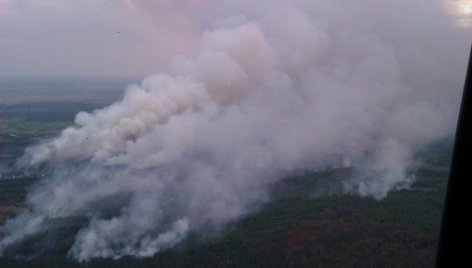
[0,76,135,105]
[0,77,131,177]
[0,78,452,267]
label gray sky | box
[0,0,470,78]
[0,0,202,78]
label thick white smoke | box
[1,0,470,261]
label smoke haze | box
[0,0,470,261]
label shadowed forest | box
[0,100,451,267]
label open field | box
[0,101,109,179]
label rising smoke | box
[0,0,470,261]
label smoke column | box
[0,0,470,261]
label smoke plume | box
[1,0,470,261]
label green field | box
[0,134,452,267]
[0,101,108,179]
[0,101,105,142]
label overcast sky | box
[0,0,205,78]
[0,0,470,78]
